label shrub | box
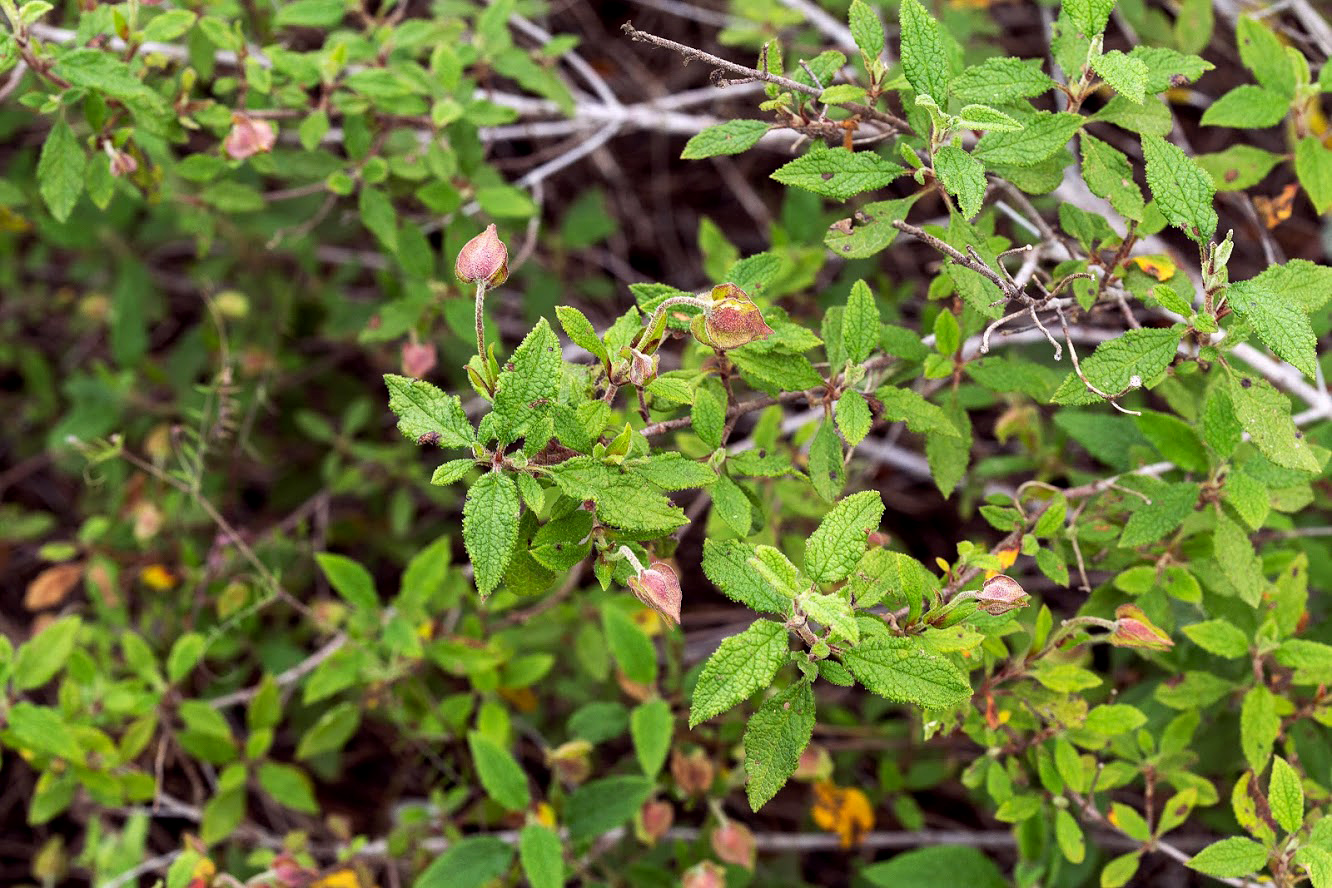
[3,0,1332,886]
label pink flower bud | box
[636,799,674,845]
[711,821,757,870]
[224,113,276,160]
[400,341,437,379]
[455,224,509,289]
[1109,604,1173,650]
[671,747,715,796]
[627,559,682,627]
[975,574,1029,616]
[689,283,774,350]
[106,145,138,177]
[682,862,726,888]
[627,347,659,387]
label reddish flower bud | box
[400,341,437,379]
[689,283,774,350]
[671,747,715,796]
[711,821,757,870]
[455,224,509,289]
[224,112,276,160]
[682,862,726,888]
[105,144,138,177]
[627,560,682,627]
[627,347,659,387]
[975,574,1030,616]
[636,799,674,845]
[1110,604,1173,650]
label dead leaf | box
[25,563,83,611]
[811,781,875,848]
[1254,184,1298,229]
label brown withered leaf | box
[25,563,83,611]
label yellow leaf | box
[140,564,176,591]
[1130,255,1177,281]
[535,801,557,828]
[1253,184,1298,229]
[499,686,538,713]
[985,546,1019,580]
[810,781,875,848]
[631,607,664,637]
[311,868,363,888]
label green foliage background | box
[3,0,1332,886]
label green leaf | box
[926,399,971,496]
[166,632,205,684]
[1237,16,1296,97]
[824,195,920,259]
[567,776,654,844]
[849,0,885,59]
[518,825,563,888]
[1051,327,1183,404]
[691,385,725,450]
[1063,0,1115,37]
[949,57,1055,104]
[1197,145,1283,192]
[1128,46,1214,93]
[954,104,1023,132]
[274,0,346,27]
[256,762,318,814]
[467,731,531,811]
[933,145,987,219]
[841,636,972,708]
[1101,852,1142,887]
[631,453,716,490]
[463,472,521,597]
[11,616,80,691]
[804,491,884,584]
[1295,136,1332,214]
[51,50,167,114]
[1187,837,1269,879]
[899,0,950,100]
[876,385,960,436]
[358,186,398,254]
[414,837,513,888]
[1201,85,1290,128]
[809,420,845,501]
[1237,259,1332,313]
[836,390,873,447]
[1182,619,1249,658]
[1141,134,1217,241]
[770,144,904,200]
[972,112,1083,167]
[315,553,377,612]
[601,602,657,685]
[36,118,85,223]
[728,346,825,391]
[630,699,672,777]
[711,474,752,536]
[1091,50,1148,103]
[820,84,868,104]
[1269,756,1304,833]
[702,539,793,616]
[842,279,879,364]
[681,120,770,159]
[1228,374,1321,472]
[1228,275,1318,379]
[861,845,1007,887]
[1055,808,1086,863]
[295,701,360,760]
[690,621,791,728]
[555,305,609,367]
[744,680,816,810]
[1091,94,1173,136]
[493,319,562,436]
[384,375,474,447]
[1241,684,1279,773]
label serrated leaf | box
[690,620,790,727]
[494,319,562,435]
[972,112,1083,168]
[842,280,879,364]
[1241,684,1279,773]
[1128,45,1214,92]
[631,453,716,490]
[805,491,884,584]
[37,118,85,223]
[820,84,868,104]
[1064,0,1114,37]
[849,0,884,59]
[630,699,673,777]
[385,374,475,447]
[1081,134,1145,221]
[955,104,1023,132]
[1051,326,1183,404]
[836,390,873,446]
[744,680,815,810]
[801,591,859,642]
[1237,16,1296,97]
[518,825,563,888]
[463,472,521,597]
[467,731,531,811]
[1269,756,1304,833]
[567,776,654,844]
[824,195,919,259]
[1119,482,1199,547]
[682,120,770,159]
[841,636,972,708]
[1091,50,1148,103]
[1235,259,1332,313]
[876,386,960,436]
[702,539,793,615]
[1141,134,1217,241]
[1201,85,1290,128]
[770,144,904,200]
[555,305,609,367]
[1182,619,1249,658]
[899,0,949,100]
[933,145,987,219]
[1187,837,1268,879]
[729,346,825,391]
[809,420,845,501]
[1228,374,1321,472]
[711,473,753,536]
[949,57,1055,104]
[1228,275,1317,379]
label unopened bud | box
[711,821,757,871]
[682,862,726,888]
[689,283,774,350]
[627,559,682,627]
[400,341,437,379]
[627,347,659,387]
[104,141,138,177]
[224,112,276,160]
[671,747,715,796]
[455,224,509,289]
[1109,604,1173,650]
[975,574,1029,616]
[635,799,674,845]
